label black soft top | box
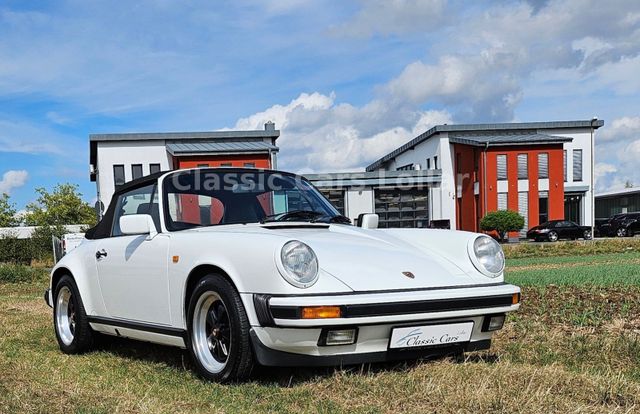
[85,171,165,240]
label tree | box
[625,180,634,188]
[0,193,18,227]
[24,184,97,227]
[480,210,525,242]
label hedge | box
[0,236,54,265]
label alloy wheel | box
[192,292,231,374]
[55,286,76,346]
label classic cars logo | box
[402,271,415,279]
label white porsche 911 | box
[45,168,520,382]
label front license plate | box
[389,322,474,349]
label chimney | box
[264,121,275,131]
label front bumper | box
[246,283,519,366]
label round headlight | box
[470,236,505,277]
[279,241,319,288]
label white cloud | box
[0,170,28,194]
[0,119,70,155]
[330,0,447,38]
[234,92,451,172]
[599,116,640,142]
[595,116,640,191]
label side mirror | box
[358,213,379,229]
[120,214,157,237]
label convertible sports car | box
[45,168,520,382]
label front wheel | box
[583,229,592,240]
[187,274,253,382]
[547,231,559,242]
[616,228,627,237]
[53,275,93,354]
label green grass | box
[503,237,640,259]
[1,250,640,412]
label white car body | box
[46,168,520,377]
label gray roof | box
[166,141,278,155]
[366,119,604,172]
[448,133,572,147]
[89,127,280,170]
[595,187,640,199]
[90,129,279,142]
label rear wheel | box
[53,275,93,354]
[187,274,253,382]
[547,231,559,242]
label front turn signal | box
[512,292,521,305]
[301,306,341,319]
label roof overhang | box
[304,170,441,188]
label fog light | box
[321,328,358,346]
[301,306,341,319]
[483,314,506,332]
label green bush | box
[480,210,525,242]
[0,236,36,264]
[0,264,46,284]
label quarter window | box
[111,184,160,237]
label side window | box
[111,184,160,237]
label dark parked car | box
[598,212,640,237]
[526,220,592,242]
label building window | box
[573,149,583,181]
[518,191,528,237]
[497,192,508,210]
[131,164,143,180]
[149,163,161,174]
[456,153,461,174]
[426,158,431,169]
[538,153,549,179]
[517,154,528,179]
[113,165,125,187]
[563,150,567,182]
[434,156,438,170]
[319,189,345,215]
[375,189,429,228]
[539,191,548,224]
[244,162,256,168]
[396,164,414,171]
[197,164,209,168]
[220,163,232,167]
[497,154,507,180]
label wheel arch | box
[183,264,238,326]
[51,266,74,293]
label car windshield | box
[163,169,347,231]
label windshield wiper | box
[260,210,325,224]
[312,214,351,224]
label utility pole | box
[590,117,597,241]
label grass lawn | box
[1,251,640,413]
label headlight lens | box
[471,236,505,277]
[280,241,319,288]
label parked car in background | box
[526,220,592,242]
[45,168,520,383]
[598,213,640,237]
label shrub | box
[0,264,46,284]
[0,235,36,265]
[480,210,525,242]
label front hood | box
[256,224,488,291]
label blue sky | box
[1,0,640,209]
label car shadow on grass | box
[92,334,501,386]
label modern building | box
[89,122,279,211]
[595,187,640,219]
[310,120,602,235]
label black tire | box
[547,231,559,242]
[53,275,93,354]
[583,230,592,240]
[186,274,253,382]
[616,228,627,237]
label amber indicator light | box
[512,292,521,305]
[301,306,341,319]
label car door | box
[568,221,583,238]
[95,183,172,325]
[555,221,572,239]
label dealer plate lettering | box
[389,322,474,349]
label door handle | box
[96,249,108,259]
